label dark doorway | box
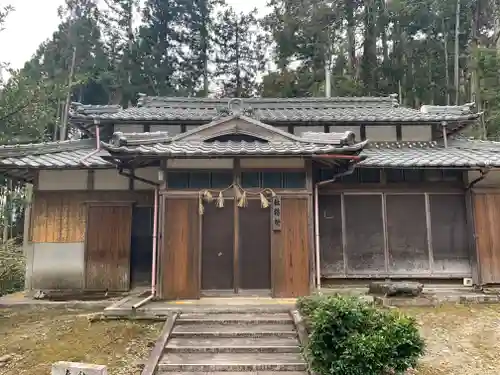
[130,206,153,287]
[201,203,234,290]
[239,200,272,290]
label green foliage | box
[213,6,267,97]
[299,294,425,375]
[0,239,25,296]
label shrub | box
[299,294,425,375]
[0,238,25,296]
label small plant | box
[298,294,425,375]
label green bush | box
[298,294,424,375]
[0,239,25,296]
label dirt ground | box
[402,304,500,375]
[0,306,162,375]
[1,304,500,375]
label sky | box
[0,0,269,78]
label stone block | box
[52,362,107,375]
[368,281,424,297]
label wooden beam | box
[425,193,435,273]
[141,313,178,375]
[233,158,241,293]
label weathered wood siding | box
[271,197,310,297]
[161,198,200,299]
[319,192,470,278]
[85,204,133,291]
[473,192,500,284]
[30,191,153,243]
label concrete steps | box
[157,312,307,374]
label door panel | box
[162,198,200,299]
[85,204,132,291]
[201,203,234,290]
[271,198,310,297]
[239,200,271,290]
[474,193,500,284]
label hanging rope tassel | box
[198,197,205,215]
[202,190,213,202]
[234,185,242,200]
[260,192,269,208]
[237,191,248,207]
[216,191,225,208]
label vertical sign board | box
[272,195,282,231]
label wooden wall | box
[473,192,500,284]
[271,197,310,298]
[319,192,470,278]
[30,191,153,243]
[160,198,200,300]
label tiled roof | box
[359,141,500,168]
[105,127,366,157]
[103,140,364,157]
[69,96,481,123]
[0,139,110,168]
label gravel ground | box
[0,306,162,375]
[403,304,500,375]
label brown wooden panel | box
[85,204,132,291]
[31,191,153,243]
[386,194,429,273]
[162,198,200,299]
[474,193,500,284]
[344,194,385,273]
[240,200,271,290]
[318,194,343,276]
[271,198,310,298]
[201,203,234,290]
[430,194,470,274]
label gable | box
[173,115,296,142]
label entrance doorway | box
[201,203,234,291]
[200,199,272,295]
[239,200,271,291]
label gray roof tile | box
[103,140,365,157]
[0,139,110,168]
[104,123,365,157]
[69,96,481,123]
[360,140,500,168]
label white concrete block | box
[52,361,107,375]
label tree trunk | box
[470,0,481,111]
[443,18,451,106]
[346,0,356,75]
[454,0,461,105]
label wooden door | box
[271,198,310,297]
[161,198,200,299]
[239,200,271,290]
[85,204,133,291]
[201,203,234,290]
[474,193,500,284]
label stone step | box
[156,372,308,375]
[171,323,297,339]
[166,336,300,353]
[157,352,307,372]
[177,313,292,325]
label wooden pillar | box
[305,159,315,292]
[233,158,240,293]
